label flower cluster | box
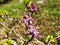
[26,1,38,14]
[22,13,39,38]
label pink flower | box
[22,13,28,24]
[26,2,38,14]
[23,13,28,19]
[26,25,39,38]
[30,3,38,14]
[27,17,33,25]
[22,13,33,25]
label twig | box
[54,37,60,40]
[0,22,12,31]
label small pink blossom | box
[22,13,28,24]
[27,25,39,38]
[31,3,38,13]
